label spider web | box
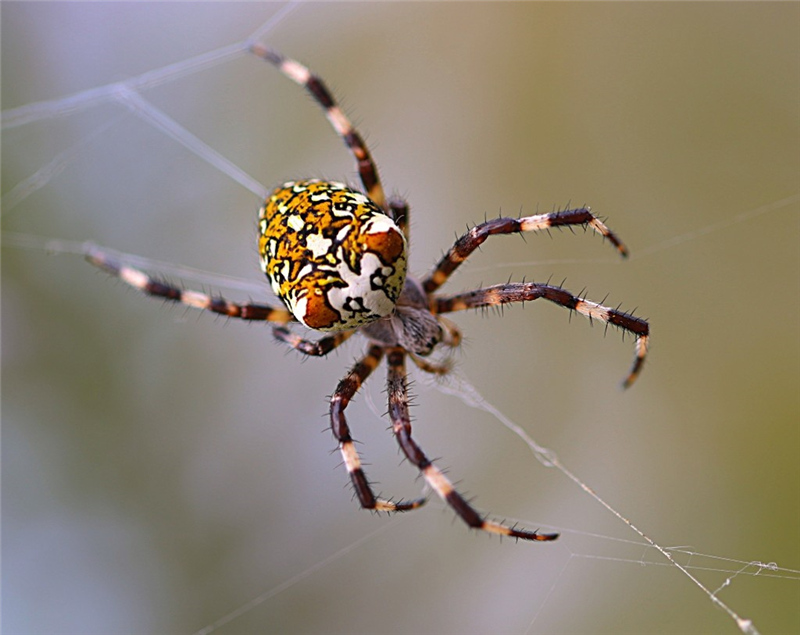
[3,3,799,634]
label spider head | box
[258,180,407,331]
[360,277,460,357]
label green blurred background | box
[3,3,798,634]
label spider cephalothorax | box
[88,42,649,542]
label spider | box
[88,43,649,542]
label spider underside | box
[88,42,650,542]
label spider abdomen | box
[259,180,408,331]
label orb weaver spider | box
[88,43,649,542]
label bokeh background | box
[3,3,798,634]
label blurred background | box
[3,3,798,634]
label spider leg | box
[423,208,628,294]
[331,345,427,513]
[272,325,353,357]
[386,348,559,542]
[87,249,293,323]
[434,282,649,388]
[249,43,387,209]
[408,352,453,376]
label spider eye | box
[259,179,408,331]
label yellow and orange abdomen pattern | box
[259,180,407,331]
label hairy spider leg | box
[272,326,354,357]
[331,345,427,513]
[386,349,559,541]
[249,43,388,212]
[422,208,628,294]
[86,249,294,323]
[434,282,649,388]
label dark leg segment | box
[385,348,559,542]
[331,345,426,513]
[435,282,649,388]
[423,208,628,294]
[272,325,352,357]
[87,250,294,323]
[249,43,387,209]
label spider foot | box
[482,519,560,542]
[374,496,427,513]
[621,331,649,389]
